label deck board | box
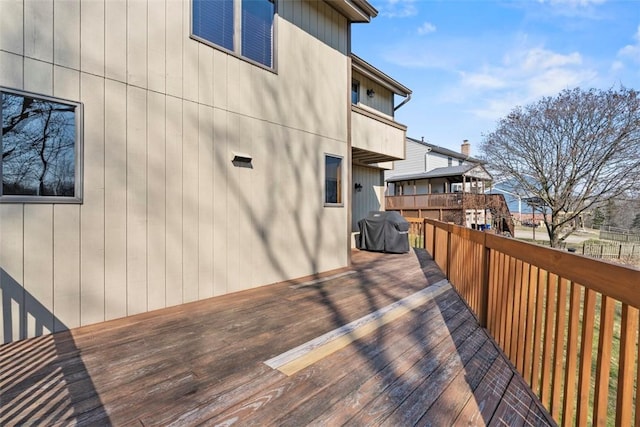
[0,249,554,426]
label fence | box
[583,243,640,260]
[412,218,640,426]
[599,228,640,243]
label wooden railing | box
[413,218,640,426]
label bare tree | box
[2,92,76,196]
[481,87,640,247]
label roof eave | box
[351,54,412,96]
[326,0,378,23]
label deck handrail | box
[412,217,640,426]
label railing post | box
[480,233,490,328]
[446,223,452,279]
[423,218,427,252]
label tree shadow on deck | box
[0,269,109,425]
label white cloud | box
[520,48,582,70]
[417,22,436,35]
[617,25,640,63]
[454,45,597,120]
[378,0,418,18]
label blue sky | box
[351,0,640,154]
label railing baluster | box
[551,277,569,419]
[615,304,638,426]
[593,295,616,426]
[523,265,539,387]
[541,272,557,408]
[531,268,546,396]
[561,281,581,427]
[576,288,597,426]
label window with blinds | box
[192,0,274,68]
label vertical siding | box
[104,79,128,321]
[352,166,385,231]
[54,0,80,69]
[352,70,394,117]
[80,0,103,75]
[0,0,24,54]
[23,206,54,336]
[165,96,184,305]
[105,0,127,81]
[126,86,148,315]
[182,100,199,302]
[80,73,106,326]
[147,91,167,310]
[0,0,351,342]
[0,205,23,343]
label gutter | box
[394,93,411,112]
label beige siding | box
[80,73,105,326]
[0,205,24,341]
[351,110,406,160]
[54,0,80,69]
[147,91,167,310]
[0,0,24,54]
[352,166,385,232]
[104,80,128,321]
[105,0,127,81]
[80,0,103,75]
[353,70,394,117]
[0,0,351,343]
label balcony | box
[351,105,407,165]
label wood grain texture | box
[0,249,550,426]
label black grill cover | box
[357,211,410,253]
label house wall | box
[352,70,394,117]
[352,165,384,233]
[0,0,350,343]
[386,139,458,179]
[351,109,405,160]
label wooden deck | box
[0,249,554,426]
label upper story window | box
[448,157,453,167]
[351,81,360,104]
[192,0,275,68]
[1,87,83,203]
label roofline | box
[386,164,492,183]
[406,136,485,164]
[351,54,412,96]
[325,0,378,23]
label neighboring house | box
[0,0,408,343]
[385,138,513,233]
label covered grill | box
[357,211,410,253]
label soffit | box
[325,0,377,23]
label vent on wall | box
[232,152,253,168]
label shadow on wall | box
[0,269,109,424]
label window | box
[325,155,342,205]
[351,81,360,104]
[192,0,275,68]
[1,87,82,202]
[448,157,452,167]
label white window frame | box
[0,87,83,204]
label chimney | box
[461,139,471,157]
